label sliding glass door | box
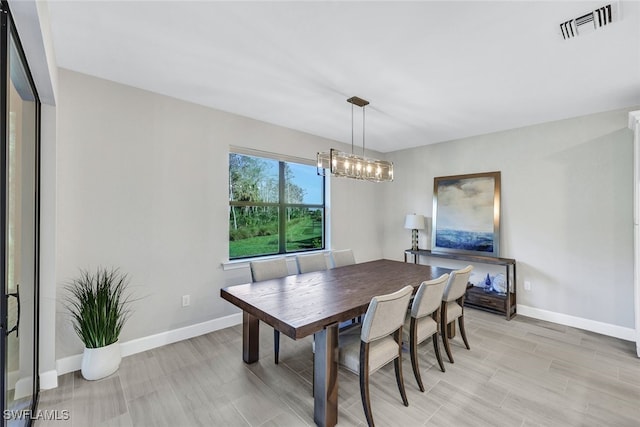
[1,2,40,425]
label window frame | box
[229,149,326,260]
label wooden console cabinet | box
[404,249,516,320]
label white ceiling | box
[46,1,640,153]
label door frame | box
[629,110,640,358]
[0,0,41,422]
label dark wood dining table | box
[220,258,452,427]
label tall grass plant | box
[65,267,132,349]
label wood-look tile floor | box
[36,309,640,427]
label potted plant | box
[65,267,132,380]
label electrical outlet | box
[182,295,190,307]
[524,281,532,292]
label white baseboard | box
[7,370,18,391]
[44,307,636,390]
[517,304,636,341]
[53,312,243,380]
[13,369,58,392]
[55,355,82,379]
[40,370,58,390]
[14,376,33,400]
[120,312,242,357]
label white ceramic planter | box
[81,341,121,381]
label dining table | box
[220,258,452,427]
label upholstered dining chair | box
[296,252,328,274]
[403,273,449,392]
[440,265,474,364]
[338,285,414,427]
[249,258,290,364]
[330,248,360,323]
[330,249,356,268]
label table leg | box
[314,324,338,427]
[242,311,259,363]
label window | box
[229,152,325,259]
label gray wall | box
[54,69,386,359]
[382,107,636,328]
[51,71,638,360]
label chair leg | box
[440,302,454,363]
[274,329,280,364]
[432,309,445,373]
[409,318,424,392]
[458,313,470,350]
[432,331,445,372]
[394,329,409,407]
[359,342,375,427]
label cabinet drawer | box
[465,287,506,312]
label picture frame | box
[432,171,501,257]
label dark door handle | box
[6,284,20,337]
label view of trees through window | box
[229,153,325,259]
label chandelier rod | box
[351,101,354,155]
[362,104,366,157]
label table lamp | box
[404,214,425,251]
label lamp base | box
[411,229,419,251]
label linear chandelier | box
[317,96,393,182]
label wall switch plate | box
[524,281,531,291]
[182,295,190,307]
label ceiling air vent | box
[560,3,619,40]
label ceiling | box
[46,1,640,153]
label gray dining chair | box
[330,249,356,268]
[403,273,449,392]
[338,285,413,427]
[249,258,290,364]
[296,252,328,273]
[440,265,474,363]
[330,249,360,323]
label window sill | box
[221,250,329,271]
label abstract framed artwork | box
[432,171,501,257]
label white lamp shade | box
[404,214,425,230]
